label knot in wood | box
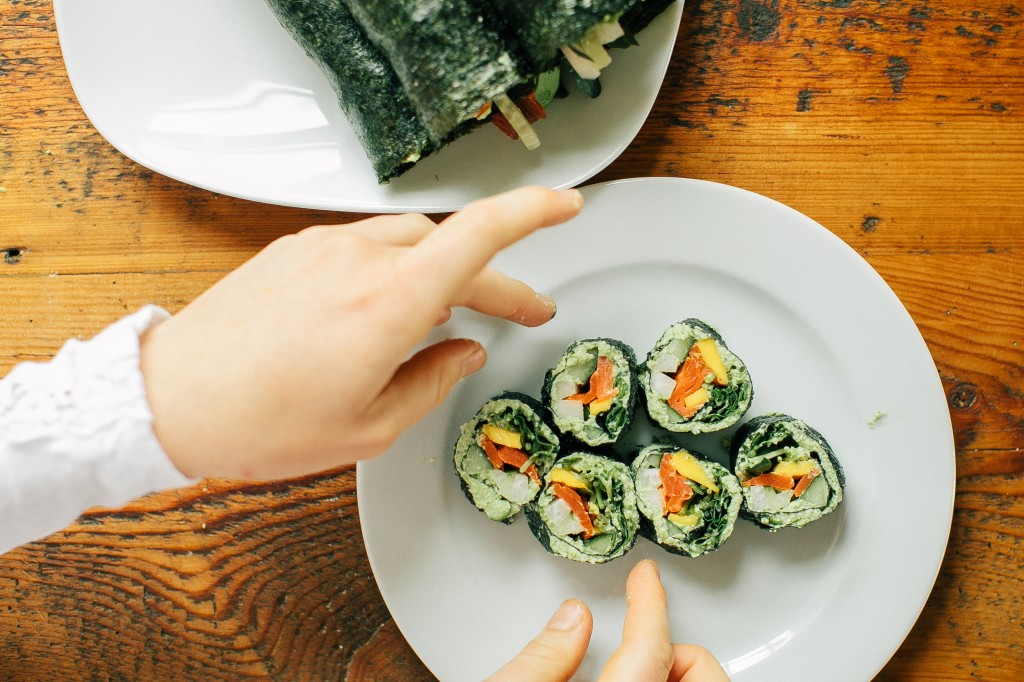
[948,382,978,410]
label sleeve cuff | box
[0,306,197,553]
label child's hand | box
[487,560,730,682]
[140,186,582,480]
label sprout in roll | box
[639,319,753,434]
[632,444,742,557]
[542,338,638,447]
[731,413,845,530]
[525,451,639,563]
[453,392,560,523]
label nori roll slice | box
[264,0,435,183]
[453,392,560,523]
[525,451,639,563]
[542,338,638,447]
[342,0,527,143]
[731,413,846,530]
[639,319,753,434]
[631,444,742,557]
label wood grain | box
[1,0,1022,679]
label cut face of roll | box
[525,452,639,563]
[632,444,742,557]
[542,338,638,447]
[639,319,753,434]
[731,413,846,530]
[453,392,560,523]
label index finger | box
[597,560,674,681]
[622,559,671,645]
[405,186,583,291]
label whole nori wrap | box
[631,444,742,557]
[342,0,527,143]
[264,0,435,183]
[525,451,639,563]
[542,338,638,447]
[639,319,753,434]
[731,413,846,530]
[453,392,560,523]
[492,0,639,73]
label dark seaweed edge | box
[541,337,640,447]
[638,319,754,433]
[729,413,846,531]
[621,0,678,35]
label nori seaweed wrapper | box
[631,444,742,557]
[264,0,435,183]
[639,318,754,434]
[731,413,846,530]
[542,338,638,447]
[342,0,527,143]
[453,392,560,523]
[525,451,639,563]
[492,0,639,73]
[620,0,678,34]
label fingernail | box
[461,344,487,377]
[547,600,585,631]
[640,558,660,577]
[560,188,583,211]
[537,292,557,319]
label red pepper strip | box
[566,356,620,405]
[741,473,795,490]
[479,436,540,485]
[551,482,595,539]
[518,92,547,121]
[793,466,822,498]
[491,111,518,140]
[667,344,712,418]
[659,454,694,515]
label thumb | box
[486,600,593,682]
[369,338,486,430]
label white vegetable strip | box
[651,372,677,399]
[575,33,612,69]
[746,485,794,513]
[546,498,585,536]
[493,94,540,150]
[553,399,585,422]
[487,469,536,505]
[552,377,578,400]
[560,45,601,80]
[663,339,690,360]
[593,20,625,45]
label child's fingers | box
[364,339,487,451]
[407,186,582,292]
[454,267,556,327]
[622,559,671,646]
[485,600,593,682]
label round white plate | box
[53,1,683,213]
[357,178,954,681]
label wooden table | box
[1,0,1021,679]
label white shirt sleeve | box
[0,305,196,555]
